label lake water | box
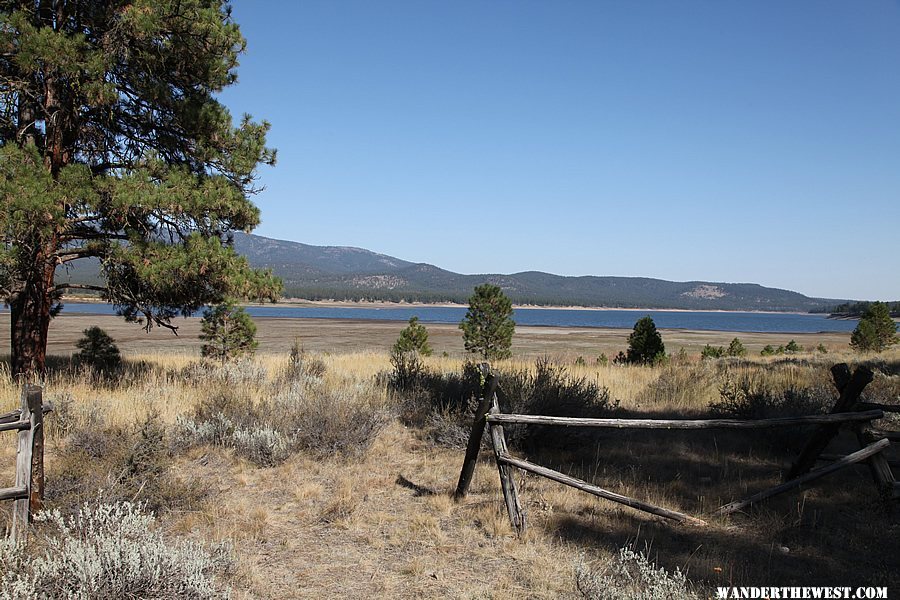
[46,302,857,334]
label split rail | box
[455,363,897,535]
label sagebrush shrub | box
[385,357,616,450]
[174,362,393,465]
[0,501,231,599]
[232,425,290,467]
[641,364,715,408]
[281,340,327,383]
[711,372,831,420]
[274,381,393,458]
[181,359,269,387]
[575,547,699,600]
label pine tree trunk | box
[9,259,54,380]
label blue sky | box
[220,1,900,301]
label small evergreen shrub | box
[700,344,725,360]
[850,301,899,353]
[393,316,432,356]
[459,283,515,360]
[625,317,666,365]
[73,327,121,373]
[726,337,747,357]
[199,301,258,362]
[784,340,803,354]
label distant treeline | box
[280,285,807,311]
[282,286,589,307]
[282,286,667,308]
[812,301,900,318]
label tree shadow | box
[513,422,899,589]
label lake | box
[43,302,857,334]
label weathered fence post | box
[27,386,44,517]
[454,364,497,500]
[788,364,873,479]
[11,385,40,540]
[833,365,897,495]
[489,395,525,535]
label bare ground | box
[6,313,852,359]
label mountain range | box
[225,233,844,312]
[56,232,847,311]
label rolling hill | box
[228,233,845,312]
[55,232,847,311]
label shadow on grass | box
[515,423,899,589]
[0,354,161,388]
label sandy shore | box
[0,313,852,360]
[64,294,817,315]
[275,298,814,315]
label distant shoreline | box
[273,297,812,316]
[60,294,815,316]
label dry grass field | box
[0,316,895,598]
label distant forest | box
[812,301,900,318]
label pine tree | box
[73,326,121,372]
[625,316,665,365]
[393,316,432,356]
[700,344,725,360]
[784,340,803,354]
[0,1,280,377]
[200,302,258,362]
[726,337,747,357]
[850,301,899,353]
[459,284,515,361]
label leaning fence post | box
[454,364,497,500]
[11,385,39,540]
[488,394,526,535]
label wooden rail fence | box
[0,385,50,541]
[455,363,897,536]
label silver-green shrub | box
[173,413,236,450]
[231,425,290,467]
[0,501,230,599]
[181,359,268,387]
[174,366,393,466]
[575,547,699,600]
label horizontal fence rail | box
[716,438,891,515]
[458,363,897,536]
[497,452,707,526]
[486,410,884,430]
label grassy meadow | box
[0,315,896,598]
